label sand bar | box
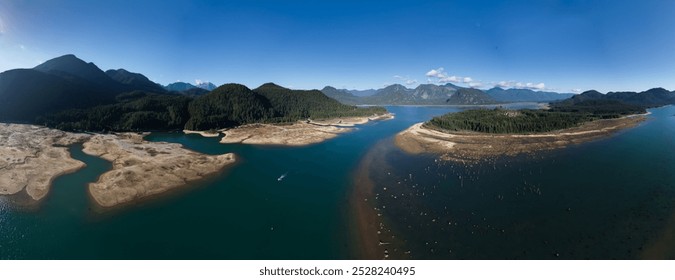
[395,115,646,162]
[183,130,221,137]
[220,113,394,146]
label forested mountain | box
[165,82,197,91]
[185,84,273,130]
[105,69,166,93]
[348,89,377,97]
[1,54,387,132]
[0,55,133,121]
[0,69,114,121]
[40,91,192,131]
[185,83,387,130]
[486,87,574,102]
[33,54,118,87]
[321,86,361,105]
[322,83,496,105]
[554,88,675,108]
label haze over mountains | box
[322,83,575,105]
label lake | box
[1,104,673,259]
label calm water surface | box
[1,104,673,259]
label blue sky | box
[1,0,674,92]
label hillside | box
[0,55,174,122]
[185,83,387,130]
[554,88,675,108]
[165,82,197,91]
[486,87,574,102]
[321,86,361,105]
[106,69,166,93]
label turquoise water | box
[1,104,672,259]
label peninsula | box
[218,113,394,146]
[396,98,649,161]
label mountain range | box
[0,54,385,131]
[322,83,575,105]
[2,54,674,131]
[554,88,675,108]
[485,87,574,102]
[322,83,497,105]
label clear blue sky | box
[1,0,674,92]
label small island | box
[396,100,648,161]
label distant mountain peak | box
[33,54,113,85]
[195,80,217,91]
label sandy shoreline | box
[0,124,90,200]
[83,133,235,207]
[220,113,394,146]
[395,114,646,162]
[183,130,221,137]
[0,123,236,207]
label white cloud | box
[571,89,582,93]
[439,76,460,83]
[496,80,547,90]
[394,75,418,86]
[425,68,550,90]
[468,82,483,88]
[195,79,211,85]
[425,67,445,78]
[425,67,477,86]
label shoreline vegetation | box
[395,100,651,162]
[395,114,647,162]
[0,123,235,208]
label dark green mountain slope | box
[184,84,274,130]
[106,69,166,93]
[165,82,197,91]
[40,91,192,132]
[555,88,675,108]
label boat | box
[277,173,288,181]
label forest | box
[41,84,387,132]
[426,100,646,134]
